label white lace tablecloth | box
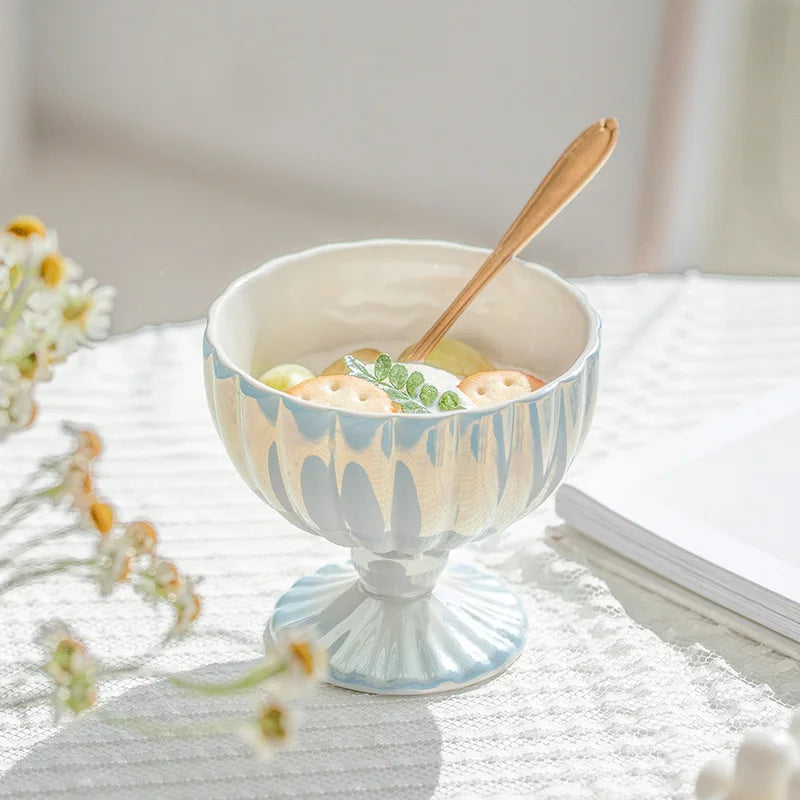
[2,272,800,799]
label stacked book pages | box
[556,382,800,654]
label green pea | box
[438,390,461,411]
[389,363,408,389]
[419,384,438,406]
[405,371,425,397]
[374,354,392,381]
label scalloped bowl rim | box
[205,238,601,420]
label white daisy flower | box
[272,628,328,695]
[37,622,90,685]
[61,423,103,466]
[239,697,296,759]
[35,251,81,290]
[36,621,97,716]
[20,346,52,382]
[134,558,202,637]
[61,465,95,513]
[40,425,102,509]
[95,533,132,595]
[93,522,158,596]
[0,329,53,382]
[52,279,115,357]
[0,222,59,273]
[123,521,158,556]
[168,578,202,637]
[24,291,65,343]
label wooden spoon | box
[399,118,618,363]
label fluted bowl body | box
[204,240,599,557]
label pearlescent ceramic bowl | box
[204,239,599,694]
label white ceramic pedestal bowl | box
[204,239,600,695]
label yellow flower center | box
[259,705,288,741]
[52,638,84,672]
[90,501,114,534]
[289,641,315,676]
[63,299,91,324]
[39,253,65,287]
[18,352,37,379]
[6,215,46,238]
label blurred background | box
[0,0,797,332]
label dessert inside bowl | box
[207,238,598,416]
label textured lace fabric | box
[1,273,799,799]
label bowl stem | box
[351,547,448,600]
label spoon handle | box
[401,118,618,363]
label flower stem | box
[0,557,95,594]
[0,284,34,347]
[168,662,286,696]
[0,486,61,538]
[0,492,30,518]
[0,525,82,568]
[0,497,40,530]
[0,466,48,514]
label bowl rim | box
[205,238,601,419]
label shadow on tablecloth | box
[0,659,443,800]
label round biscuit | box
[287,375,395,413]
[457,370,545,408]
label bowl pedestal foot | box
[266,548,527,695]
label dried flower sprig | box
[345,352,463,412]
[0,429,202,637]
[0,426,327,758]
[0,213,325,758]
[30,624,326,758]
[0,216,114,438]
[0,423,105,537]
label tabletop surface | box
[1,272,799,799]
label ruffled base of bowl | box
[266,560,527,694]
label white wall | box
[29,0,665,277]
[0,0,26,182]
[703,1,800,276]
[3,0,793,334]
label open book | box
[555,382,800,653]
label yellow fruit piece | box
[321,348,383,376]
[258,363,315,392]
[424,339,493,378]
